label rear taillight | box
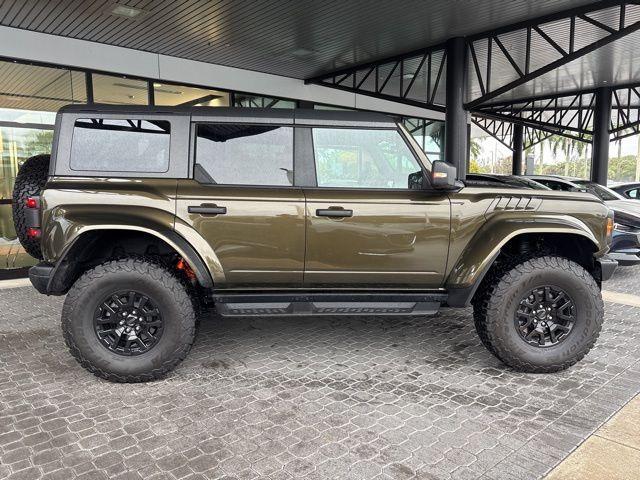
[26,197,38,209]
[27,227,41,239]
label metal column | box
[444,37,468,180]
[591,87,612,185]
[512,124,524,175]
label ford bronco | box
[13,105,617,382]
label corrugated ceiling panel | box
[0,0,597,80]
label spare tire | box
[12,154,50,260]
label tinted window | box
[70,118,170,172]
[536,179,574,191]
[195,124,293,186]
[312,128,421,189]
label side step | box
[212,292,447,317]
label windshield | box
[573,180,623,201]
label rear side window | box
[70,118,171,173]
[311,128,421,189]
[194,123,293,186]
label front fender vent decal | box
[488,196,542,213]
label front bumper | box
[610,229,640,266]
[29,263,54,294]
[596,255,618,281]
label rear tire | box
[473,256,603,373]
[12,154,50,259]
[62,257,196,382]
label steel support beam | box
[512,124,524,175]
[445,37,468,179]
[591,87,612,185]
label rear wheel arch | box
[48,227,213,294]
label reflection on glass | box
[195,124,294,186]
[234,94,295,109]
[70,119,170,173]
[92,74,148,105]
[403,117,444,160]
[154,83,230,107]
[0,60,86,113]
[312,128,421,189]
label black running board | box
[212,292,446,317]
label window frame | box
[304,125,431,192]
[190,121,297,189]
[54,112,190,178]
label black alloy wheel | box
[94,290,164,356]
[515,285,575,347]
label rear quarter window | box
[70,118,171,173]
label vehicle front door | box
[175,121,305,288]
[302,126,451,288]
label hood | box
[606,200,640,227]
[606,199,640,215]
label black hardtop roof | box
[57,104,399,128]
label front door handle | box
[316,208,353,218]
[188,204,227,215]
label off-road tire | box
[11,154,50,259]
[62,257,196,382]
[473,256,603,373]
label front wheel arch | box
[447,231,600,307]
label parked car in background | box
[525,175,587,192]
[465,173,551,190]
[526,175,640,266]
[611,182,640,200]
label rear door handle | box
[188,204,227,215]
[316,208,353,218]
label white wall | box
[0,25,445,121]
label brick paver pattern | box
[1,266,640,480]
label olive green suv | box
[13,105,617,382]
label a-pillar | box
[591,87,612,185]
[444,36,468,180]
[512,124,524,175]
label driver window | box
[311,128,421,189]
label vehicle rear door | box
[300,125,451,288]
[175,113,305,288]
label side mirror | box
[431,160,457,189]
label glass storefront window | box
[154,83,229,107]
[92,73,149,105]
[234,94,295,108]
[0,126,53,269]
[0,60,83,269]
[0,60,86,115]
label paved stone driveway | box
[1,267,639,480]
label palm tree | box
[470,138,482,161]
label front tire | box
[473,256,603,373]
[62,257,196,382]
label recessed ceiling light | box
[153,83,162,87]
[111,4,144,18]
[291,48,317,58]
